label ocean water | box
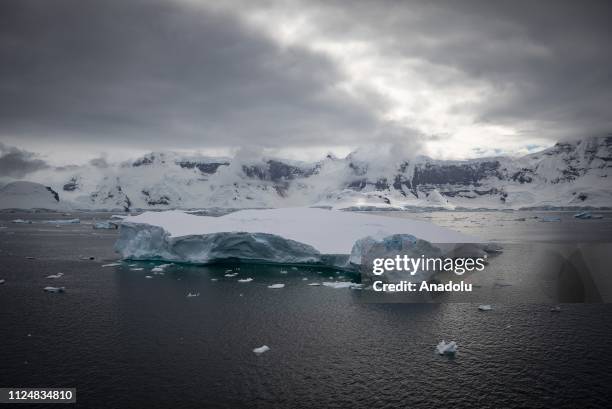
[1,210,612,408]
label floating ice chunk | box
[550,306,562,312]
[110,215,127,220]
[151,264,172,273]
[253,345,270,355]
[322,282,362,289]
[144,275,153,279]
[12,219,32,224]
[436,340,457,355]
[302,277,308,281]
[43,219,80,224]
[478,304,493,311]
[46,273,64,279]
[186,292,200,297]
[93,221,118,229]
[307,282,321,286]
[225,269,233,273]
[291,267,298,270]
[574,211,603,220]
[130,268,144,271]
[539,216,561,222]
[225,273,238,277]
[267,284,285,289]
[210,278,218,281]
[280,270,288,274]
[44,286,65,293]
[0,279,5,284]
[238,278,253,283]
[101,262,121,267]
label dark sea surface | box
[1,210,612,408]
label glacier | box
[114,207,479,272]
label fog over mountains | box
[1,136,611,211]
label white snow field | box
[115,207,478,268]
[0,181,67,210]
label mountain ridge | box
[1,136,611,211]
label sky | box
[1,0,611,171]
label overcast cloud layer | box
[0,0,611,167]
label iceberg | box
[225,273,238,277]
[539,215,561,222]
[0,279,5,284]
[237,278,253,282]
[253,345,270,355]
[574,211,603,220]
[478,304,492,311]
[115,208,478,270]
[307,282,321,286]
[186,292,200,297]
[46,273,64,279]
[93,221,119,229]
[436,340,457,355]
[43,219,80,224]
[11,219,32,224]
[101,262,122,267]
[44,286,65,293]
[267,284,285,289]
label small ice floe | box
[238,278,253,283]
[144,275,153,279]
[43,286,65,293]
[280,270,288,274]
[574,211,603,220]
[550,306,562,312]
[186,292,200,297]
[307,282,321,286]
[322,282,355,289]
[436,340,457,355]
[110,215,127,220]
[225,269,233,273]
[539,216,561,222]
[151,263,173,273]
[130,268,144,271]
[46,273,64,279]
[253,345,270,355]
[267,284,285,289]
[478,304,493,311]
[93,221,118,229]
[101,262,121,267]
[128,264,137,267]
[0,279,5,284]
[302,277,308,281]
[43,219,80,224]
[291,267,298,270]
[225,272,238,277]
[210,278,218,282]
[12,219,32,224]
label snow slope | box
[0,181,67,210]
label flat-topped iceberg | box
[115,207,478,269]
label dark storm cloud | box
[0,143,49,177]
[0,0,390,150]
[294,0,612,141]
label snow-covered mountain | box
[2,136,611,210]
